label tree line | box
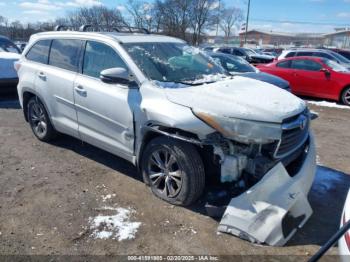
[0,0,243,45]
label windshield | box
[323,58,349,72]
[330,51,350,64]
[213,54,256,73]
[0,38,20,54]
[123,42,226,83]
[244,49,256,56]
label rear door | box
[73,40,136,160]
[22,39,51,97]
[43,39,83,138]
[289,59,329,96]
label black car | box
[330,48,350,61]
[217,47,274,64]
[207,52,290,91]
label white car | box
[0,35,21,92]
[339,189,350,261]
[16,26,316,246]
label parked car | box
[207,52,291,91]
[339,189,350,261]
[278,48,350,69]
[15,41,27,52]
[329,48,350,61]
[217,47,274,64]
[0,35,21,92]
[257,56,350,105]
[16,27,316,246]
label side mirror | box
[320,68,331,78]
[100,67,130,84]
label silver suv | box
[16,28,316,245]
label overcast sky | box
[2,0,350,33]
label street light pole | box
[244,0,251,46]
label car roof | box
[278,56,324,62]
[31,31,185,44]
[285,48,330,53]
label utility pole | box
[215,0,221,37]
[244,0,251,46]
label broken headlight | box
[193,111,282,144]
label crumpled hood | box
[164,76,305,123]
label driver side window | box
[83,41,128,79]
[290,59,322,71]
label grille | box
[275,112,310,158]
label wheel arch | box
[340,85,350,103]
[136,124,202,172]
[22,89,53,124]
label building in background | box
[324,29,350,49]
[239,29,325,47]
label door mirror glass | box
[100,67,130,84]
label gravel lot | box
[0,93,349,258]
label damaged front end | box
[195,109,316,246]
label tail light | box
[14,61,21,71]
[343,213,350,250]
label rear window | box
[0,38,20,54]
[285,52,296,58]
[26,40,51,64]
[49,39,82,71]
[276,60,291,68]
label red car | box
[257,56,350,105]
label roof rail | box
[113,26,150,34]
[53,24,151,34]
[54,25,67,31]
[79,24,92,32]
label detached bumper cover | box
[218,132,316,246]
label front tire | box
[27,97,56,142]
[141,136,205,206]
[341,86,350,106]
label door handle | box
[38,72,46,81]
[74,85,87,96]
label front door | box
[73,40,136,160]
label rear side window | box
[296,51,313,56]
[285,52,296,58]
[290,59,322,71]
[313,52,333,60]
[49,39,82,71]
[26,40,51,64]
[233,49,244,56]
[83,41,128,79]
[276,60,291,68]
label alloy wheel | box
[147,148,183,198]
[30,100,47,137]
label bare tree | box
[126,0,155,31]
[219,7,243,41]
[67,6,128,30]
[190,0,219,45]
[154,0,192,39]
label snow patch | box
[89,207,141,241]
[307,100,350,110]
[101,194,116,202]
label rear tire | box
[341,86,350,106]
[27,97,57,142]
[141,136,205,206]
